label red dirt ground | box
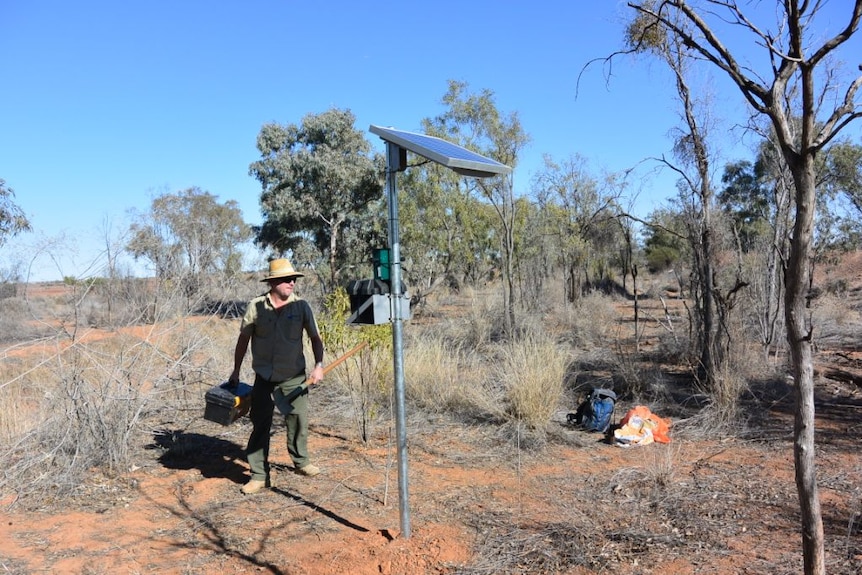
[5,419,836,575]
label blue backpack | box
[569,388,617,434]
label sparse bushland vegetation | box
[0,264,688,497]
[0,283,242,499]
[1,251,860,572]
[3,2,861,565]
[3,165,860,574]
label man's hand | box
[310,362,324,385]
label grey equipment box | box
[204,381,253,425]
[346,279,410,325]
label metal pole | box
[385,141,410,538]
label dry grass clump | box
[442,287,507,350]
[609,444,679,494]
[402,330,506,424]
[670,399,747,440]
[812,292,862,345]
[403,335,490,416]
[560,290,621,349]
[401,317,568,432]
[0,294,54,343]
[0,355,57,442]
[494,334,567,430]
[0,316,236,501]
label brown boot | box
[241,478,270,494]
[295,464,320,477]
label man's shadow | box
[149,429,371,534]
[149,428,248,484]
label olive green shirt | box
[240,292,320,382]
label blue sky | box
[2,1,859,282]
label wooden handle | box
[276,341,368,405]
[306,340,369,384]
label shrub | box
[497,333,567,430]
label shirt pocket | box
[279,311,304,342]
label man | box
[229,258,325,494]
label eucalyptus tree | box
[719,155,787,359]
[127,187,251,306]
[642,207,688,276]
[827,140,862,219]
[816,139,862,250]
[249,108,384,292]
[0,179,30,247]
[721,134,862,358]
[719,131,797,361]
[397,162,498,302]
[424,81,529,334]
[623,3,862,572]
[531,154,624,303]
[718,159,771,252]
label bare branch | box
[815,73,862,148]
[618,211,687,241]
[627,1,772,112]
[807,2,862,66]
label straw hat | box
[261,259,305,282]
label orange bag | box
[619,406,672,444]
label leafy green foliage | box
[398,163,499,292]
[643,208,687,273]
[826,140,862,215]
[718,160,771,252]
[317,286,390,353]
[248,108,384,291]
[624,1,667,54]
[422,81,529,332]
[531,154,625,300]
[0,179,31,247]
[817,140,862,251]
[720,138,862,253]
[317,286,391,443]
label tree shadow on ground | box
[148,429,248,484]
[742,376,862,451]
[268,476,371,534]
[137,472,287,575]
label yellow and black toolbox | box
[204,381,252,425]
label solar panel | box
[369,125,512,178]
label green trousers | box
[245,372,309,482]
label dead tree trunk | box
[617,3,862,573]
[785,152,825,575]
